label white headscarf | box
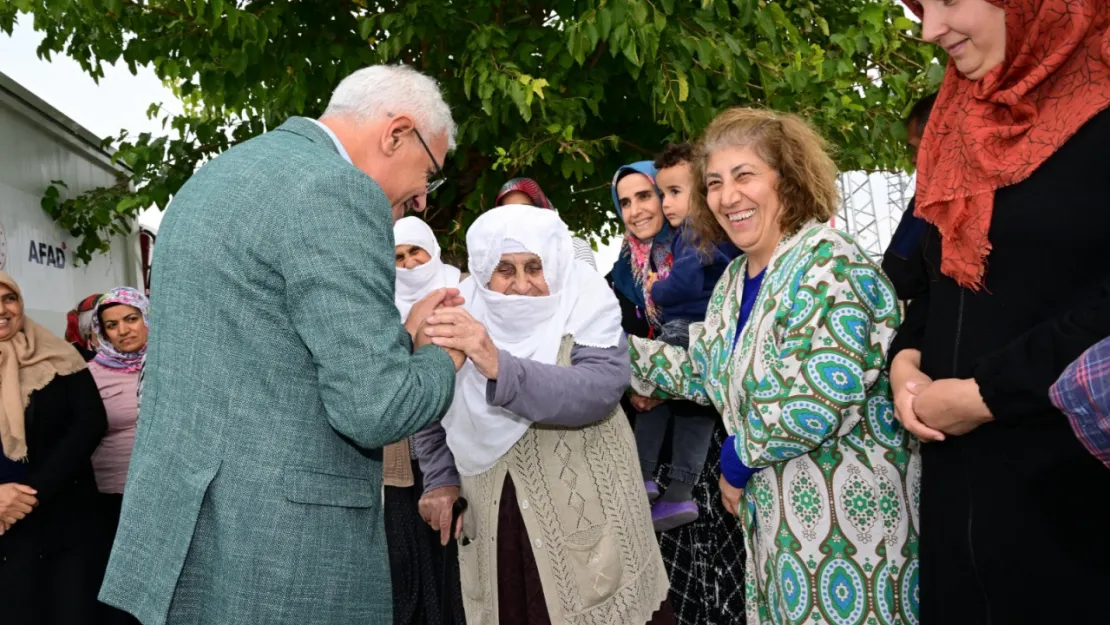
[443,205,623,476]
[393,217,462,320]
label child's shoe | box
[651,499,699,532]
[645,479,662,503]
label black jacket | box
[881,198,931,302]
[0,369,107,556]
[891,108,1110,625]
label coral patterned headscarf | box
[495,177,555,210]
[65,293,101,349]
[903,0,1110,290]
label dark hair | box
[654,143,695,171]
[614,169,641,186]
[96,302,123,332]
[906,92,938,130]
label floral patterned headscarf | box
[92,287,150,374]
[609,161,674,331]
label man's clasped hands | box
[403,287,504,546]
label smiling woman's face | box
[616,173,665,240]
[0,284,23,342]
[919,0,1006,81]
[394,244,432,269]
[487,253,550,296]
[705,146,784,262]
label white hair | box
[322,64,457,151]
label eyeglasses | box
[413,128,446,195]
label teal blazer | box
[99,117,457,625]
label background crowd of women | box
[0,278,147,625]
[3,1,1109,624]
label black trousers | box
[0,525,102,625]
[384,461,466,625]
[95,493,142,625]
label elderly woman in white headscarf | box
[394,216,464,320]
[412,206,673,625]
[386,216,466,625]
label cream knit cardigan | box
[456,336,669,625]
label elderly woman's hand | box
[423,307,500,379]
[890,349,945,443]
[404,288,465,340]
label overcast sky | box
[0,16,177,232]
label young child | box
[634,143,741,532]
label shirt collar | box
[309,118,352,164]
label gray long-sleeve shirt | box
[411,336,630,493]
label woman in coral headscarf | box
[892,2,1110,623]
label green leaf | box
[223,8,237,37]
[210,0,224,22]
[632,2,648,26]
[585,21,600,50]
[861,5,884,31]
[815,16,830,37]
[926,62,946,87]
[696,38,714,65]
[359,18,374,41]
[677,71,689,102]
[531,77,549,100]
[894,16,915,31]
[226,50,248,77]
[622,36,639,66]
[116,197,138,213]
[598,7,613,39]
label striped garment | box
[1050,336,1110,469]
[571,236,597,269]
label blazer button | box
[534,539,543,549]
[520,499,530,510]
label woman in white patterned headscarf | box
[387,216,466,625]
[393,216,463,319]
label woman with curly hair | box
[630,108,920,625]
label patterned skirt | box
[653,423,748,625]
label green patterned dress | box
[630,222,921,625]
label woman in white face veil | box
[411,205,674,625]
[393,216,463,320]
[385,216,467,625]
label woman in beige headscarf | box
[0,271,109,625]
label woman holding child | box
[630,108,919,624]
[609,156,747,624]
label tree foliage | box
[1,0,940,262]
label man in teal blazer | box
[100,65,463,624]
